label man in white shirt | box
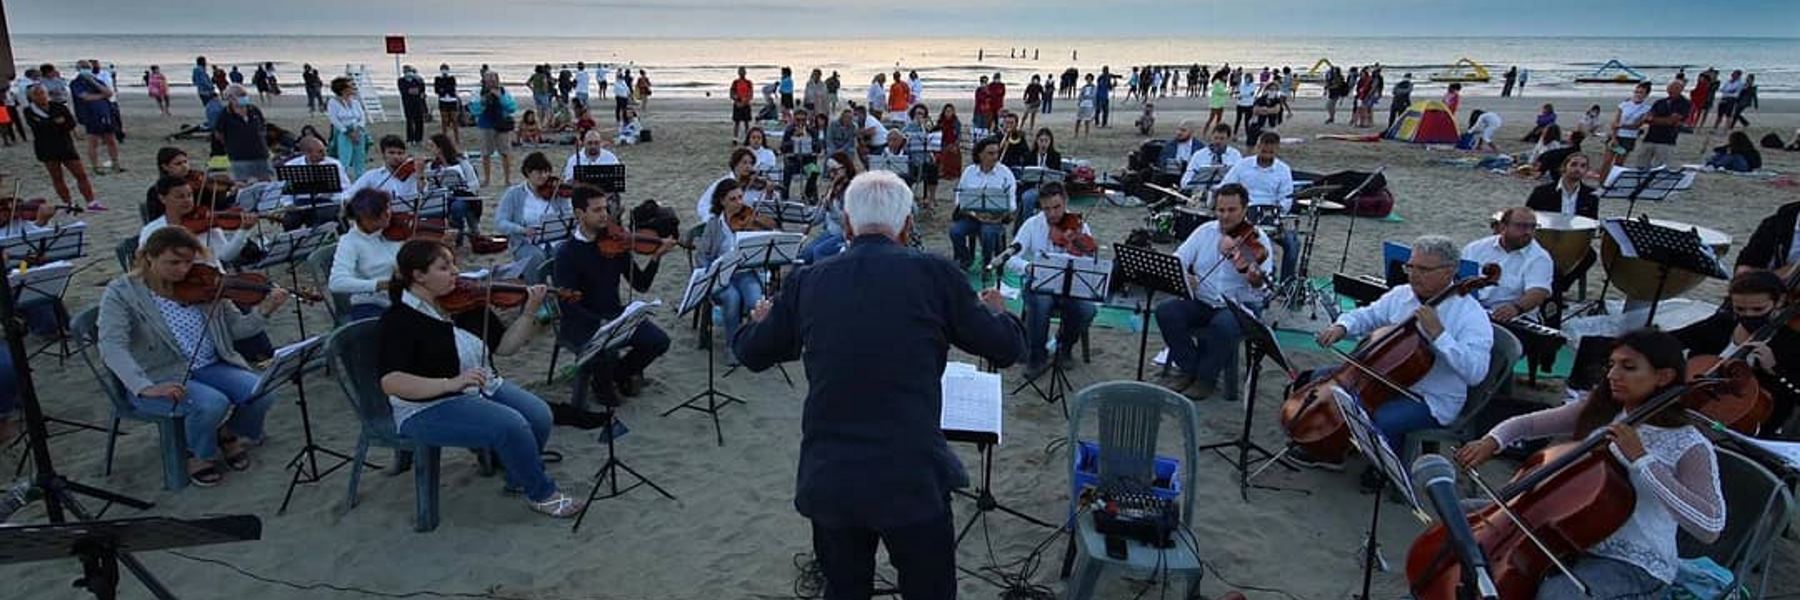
[1004,183,1097,379]
[280,136,354,228]
[1154,184,1273,399]
[1604,82,1654,174]
[563,130,622,180]
[347,135,428,208]
[1295,235,1493,472]
[1180,124,1243,191]
[907,72,922,104]
[573,61,591,108]
[1463,207,1554,322]
[951,138,1017,269]
[1467,109,1503,153]
[856,103,888,148]
[1218,132,1297,280]
[612,72,631,123]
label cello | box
[1279,264,1501,463]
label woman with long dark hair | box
[1456,329,1724,599]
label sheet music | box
[6,260,74,304]
[577,299,662,365]
[249,335,323,399]
[941,362,1003,444]
[1331,387,1426,516]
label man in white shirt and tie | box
[1179,124,1243,191]
[1463,207,1554,323]
[1218,131,1297,281]
[1155,184,1272,399]
[563,130,622,180]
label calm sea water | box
[14,35,1800,100]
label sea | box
[13,35,1800,100]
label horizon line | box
[13,32,1800,41]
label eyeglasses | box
[1402,263,1450,274]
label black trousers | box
[402,102,427,143]
[812,509,957,600]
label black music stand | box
[1602,217,1730,326]
[573,164,626,193]
[665,254,749,446]
[720,233,802,387]
[1330,387,1428,600]
[250,336,356,514]
[571,301,676,534]
[6,222,87,267]
[751,200,816,227]
[1600,167,1688,220]
[941,364,1056,560]
[1197,298,1304,500]
[6,261,105,453]
[0,515,262,600]
[276,163,345,228]
[1012,254,1111,413]
[247,224,335,340]
[1109,243,1190,381]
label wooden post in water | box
[0,0,15,81]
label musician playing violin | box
[98,227,288,487]
[496,151,573,278]
[1006,182,1098,380]
[1295,235,1493,477]
[139,174,256,265]
[346,135,427,202]
[1736,199,1799,279]
[1672,270,1799,438]
[329,189,406,322]
[697,179,765,367]
[696,148,758,221]
[553,184,674,415]
[1465,207,1555,323]
[1154,184,1273,399]
[1455,329,1725,599]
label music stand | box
[8,262,100,441]
[955,186,1013,216]
[572,164,626,193]
[1183,165,1226,203]
[0,515,262,600]
[720,233,802,386]
[1601,217,1729,326]
[1018,166,1066,187]
[1330,387,1429,600]
[1012,254,1111,412]
[664,254,749,446]
[6,222,87,266]
[235,181,287,214]
[1600,167,1689,220]
[532,211,577,252]
[248,225,336,340]
[1197,298,1304,500]
[424,166,473,195]
[242,335,348,514]
[1109,243,1190,381]
[941,364,1056,555]
[869,152,911,179]
[572,301,676,534]
[751,200,816,227]
[277,163,345,227]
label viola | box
[727,203,778,232]
[596,223,690,258]
[169,263,323,308]
[437,277,582,314]
[382,212,451,242]
[1048,212,1098,256]
[179,205,255,233]
[1278,264,1501,463]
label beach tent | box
[1575,59,1647,84]
[1428,58,1491,83]
[1295,58,1333,83]
[1384,100,1461,144]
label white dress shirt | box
[1555,181,1581,215]
[562,148,621,180]
[347,165,425,202]
[956,164,1017,214]
[1334,286,1493,424]
[1175,221,1275,307]
[139,218,251,265]
[1005,212,1094,276]
[1788,217,1800,267]
[1462,235,1554,310]
[1181,145,1244,189]
[1218,157,1295,212]
[328,225,403,309]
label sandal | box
[224,447,252,471]
[188,465,224,487]
[528,491,583,518]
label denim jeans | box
[348,302,387,323]
[713,271,764,360]
[1536,555,1666,600]
[1096,97,1111,127]
[0,349,16,419]
[801,232,845,264]
[1022,292,1096,367]
[131,362,273,461]
[1018,188,1041,224]
[566,321,670,410]
[399,381,558,502]
[948,217,1005,268]
[1154,299,1241,383]
[1372,398,1439,456]
[1274,227,1299,282]
[448,196,483,235]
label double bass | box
[1279,264,1501,463]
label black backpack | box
[630,199,680,238]
[1761,133,1785,149]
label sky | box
[6,0,1800,38]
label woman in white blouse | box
[329,189,405,322]
[1456,329,1724,598]
[428,133,482,235]
[327,76,369,178]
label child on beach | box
[1442,83,1462,114]
[1075,75,1096,138]
[1135,102,1155,136]
[518,109,543,146]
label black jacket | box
[553,235,659,348]
[377,298,506,402]
[1526,181,1600,219]
[1738,201,1800,271]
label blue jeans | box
[1155,299,1241,383]
[1096,97,1111,126]
[1706,153,1750,172]
[448,195,482,235]
[801,232,845,264]
[399,381,558,502]
[1022,291,1096,367]
[1274,228,1298,282]
[18,299,66,336]
[131,362,273,461]
[348,302,387,322]
[0,349,16,419]
[713,271,764,359]
[948,217,1005,268]
[1372,398,1439,456]
[1018,188,1041,224]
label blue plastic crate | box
[1070,440,1181,514]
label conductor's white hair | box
[844,170,912,235]
[1412,235,1460,266]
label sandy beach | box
[1,86,1796,599]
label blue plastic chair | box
[326,319,447,532]
[1063,381,1203,600]
[70,306,189,491]
[1679,447,1796,598]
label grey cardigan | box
[98,276,266,395]
[493,183,572,248]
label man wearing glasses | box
[1464,207,1554,322]
[1289,235,1493,481]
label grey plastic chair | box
[1062,381,1203,600]
[114,237,138,271]
[70,306,189,491]
[1678,447,1795,598]
[1404,324,1521,463]
[304,244,354,327]
[327,320,447,532]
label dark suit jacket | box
[1525,181,1600,219]
[1738,201,1800,272]
[733,235,1027,529]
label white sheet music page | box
[940,362,1003,444]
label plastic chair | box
[326,320,447,532]
[304,244,354,327]
[1063,381,1204,600]
[113,237,138,271]
[69,307,190,491]
[1404,324,1521,463]
[1678,447,1796,598]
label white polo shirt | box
[563,148,621,180]
[1462,234,1554,310]
[1217,157,1295,212]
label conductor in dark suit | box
[734,170,1027,599]
[1524,152,1600,219]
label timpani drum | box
[1490,210,1599,277]
[1599,218,1732,301]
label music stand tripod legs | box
[1011,356,1073,417]
[277,371,372,514]
[571,406,677,534]
[661,338,745,446]
[953,443,1055,549]
[1195,343,1303,500]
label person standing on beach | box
[1710,69,1744,131]
[192,57,216,109]
[6,69,34,143]
[1095,66,1114,128]
[22,85,100,211]
[733,170,1025,600]
[214,85,273,181]
[779,67,795,112]
[468,72,518,188]
[574,61,591,108]
[70,60,122,175]
[398,65,430,148]
[303,64,324,114]
[327,76,371,178]
[1633,79,1690,171]
[730,67,754,141]
[1600,81,1653,175]
[434,64,460,145]
[147,65,171,116]
[1442,83,1462,115]
[614,71,634,120]
[1387,73,1413,130]
[1501,66,1517,97]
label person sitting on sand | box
[1520,103,1557,142]
[1705,130,1762,172]
[616,107,642,145]
[517,109,543,146]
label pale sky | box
[8,0,1799,37]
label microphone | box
[1410,454,1499,600]
[986,242,1023,272]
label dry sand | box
[1,88,1796,599]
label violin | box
[179,205,255,233]
[1048,212,1098,256]
[1278,264,1501,464]
[169,263,322,308]
[382,212,452,242]
[727,203,778,232]
[1405,376,1730,599]
[534,176,575,200]
[191,172,240,211]
[596,223,690,258]
[1221,220,1269,265]
[436,277,582,314]
[0,197,80,222]
[392,157,420,181]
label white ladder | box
[346,64,388,123]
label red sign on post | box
[384,36,407,55]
